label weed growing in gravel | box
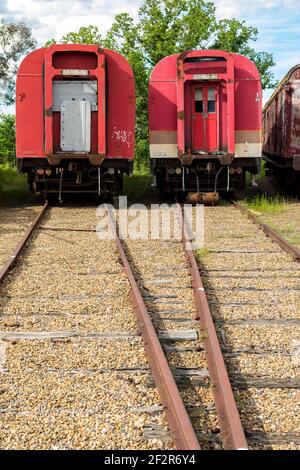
[244,194,287,215]
[122,175,153,202]
[270,224,300,246]
[196,247,210,260]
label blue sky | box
[214,0,300,101]
[1,0,300,112]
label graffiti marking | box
[112,127,133,148]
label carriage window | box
[208,88,216,113]
[195,88,203,113]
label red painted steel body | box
[16,45,135,196]
[149,50,262,194]
[263,65,300,189]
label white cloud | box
[2,0,141,45]
[54,15,113,40]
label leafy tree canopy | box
[0,19,36,105]
[45,26,102,47]
[0,114,16,164]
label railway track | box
[0,205,174,450]
[0,200,299,450]
[112,204,248,450]
[0,202,247,450]
[0,204,45,271]
[234,202,300,263]
[196,204,300,450]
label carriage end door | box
[192,84,218,152]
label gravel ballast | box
[198,205,300,450]
[0,206,173,450]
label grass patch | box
[0,164,29,204]
[196,247,210,260]
[230,232,251,239]
[265,221,300,247]
[245,160,266,187]
[285,235,300,246]
[122,174,153,202]
[244,194,287,215]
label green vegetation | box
[0,163,29,203]
[245,160,266,187]
[0,114,16,165]
[260,218,300,247]
[283,233,300,247]
[244,194,287,215]
[122,175,153,202]
[244,196,300,249]
[0,115,26,202]
[0,19,36,105]
[196,247,210,260]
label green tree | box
[0,19,36,105]
[48,0,277,173]
[212,19,277,89]
[45,25,103,47]
[138,0,217,66]
[104,14,150,174]
[0,114,16,164]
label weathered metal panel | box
[263,65,300,167]
[53,81,98,111]
[61,100,91,152]
[291,79,300,156]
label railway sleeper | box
[143,424,300,447]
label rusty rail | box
[106,206,200,451]
[177,204,248,450]
[0,203,48,282]
[234,201,300,263]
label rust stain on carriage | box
[45,107,52,117]
[293,155,300,171]
[177,111,184,120]
[149,131,177,145]
[235,130,262,143]
[177,51,189,80]
[89,155,105,166]
[46,154,106,166]
[219,154,234,165]
[177,50,189,65]
[179,153,194,165]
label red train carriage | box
[16,44,135,199]
[263,65,300,192]
[149,50,262,200]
